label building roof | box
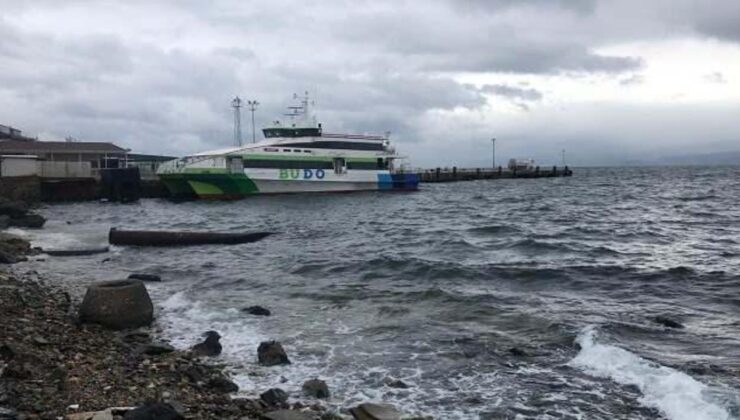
[127,153,177,162]
[0,140,127,154]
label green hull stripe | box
[159,173,259,197]
[188,180,224,196]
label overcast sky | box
[1,0,739,166]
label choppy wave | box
[16,166,740,419]
[570,327,732,420]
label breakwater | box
[416,165,572,183]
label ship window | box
[244,159,333,169]
[228,157,244,173]
[303,150,311,153]
[278,141,385,151]
[377,158,383,169]
[347,161,377,170]
[282,149,290,152]
[333,158,346,174]
[293,149,301,153]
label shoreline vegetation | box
[0,200,423,420]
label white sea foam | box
[569,327,732,420]
[155,292,504,419]
[9,221,109,250]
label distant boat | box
[157,93,418,199]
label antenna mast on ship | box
[232,96,243,147]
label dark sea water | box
[13,166,740,419]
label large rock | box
[350,403,405,420]
[0,249,24,264]
[66,409,113,420]
[78,280,153,330]
[302,379,330,399]
[0,199,29,218]
[8,213,46,228]
[207,376,239,393]
[260,388,289,406]
[191,331,222,357]
[258,341,290,366]
[123,402,183,420]
[263,410,318,420]
[0,232,31,262]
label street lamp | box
[491,138,496,169]
[247,100,259,143]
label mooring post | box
[452,166,457,180]
[436,167,440,181]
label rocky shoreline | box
[1,268,282,419]
[0,213,422,419]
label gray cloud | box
[619,74,645,86]
[455,0,596,14]
[0,0,739,166]
[692,2,740,42]
[479,84,543,101]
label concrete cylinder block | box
[78,280,153,330]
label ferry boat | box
[156,94,419,199]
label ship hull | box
[159,169,418,199]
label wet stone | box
[508,347,528,357]
[258,341,290,366]
[191,331,222,357]
[0,343,16,361]
[242,305,271,316]
[655,316,684,329]
[263,409,318,420]
[139,343,175,356]
[261,388,289,406]
[383,377,410,389]
[0,406,17,419]
[207,376,239,393]
[8,214,46,229]
[123,402,184,420]
[302,379,330,399]
[350,403,405,420]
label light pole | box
[247,100,259,143]
[491,138,496,169]
[231,96,242,147]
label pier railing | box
[416,166,572,183]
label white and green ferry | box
[156,95,419,199]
